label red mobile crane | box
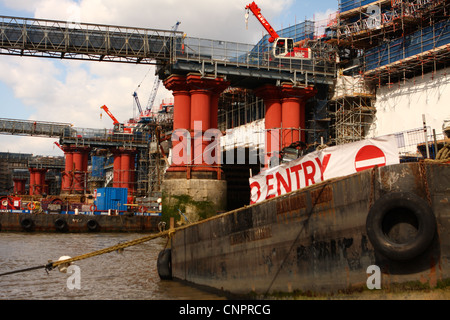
[245,1,311,60]
[100,105,132,134]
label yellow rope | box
[49,230,171,268]
[47,205,259,270]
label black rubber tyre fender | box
[54,218,68,232]
[366,192,436,261]
[157,249,173,280]
[20,218,34,231]
[87,219,99,232]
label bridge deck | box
[0,16,336,86]
[0,118,149,149]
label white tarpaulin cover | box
[249,135,400,205]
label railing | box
[0,15,337,82]
[394,126,445,159]
[0,118,72,137]
[174,36,337,78]
[61,127,151,147]
[0,15,182,64]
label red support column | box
[189,86,211,167]
[164,75,191,171]
[62,148,73,193]
[128,152,136,197]
[254,85,282,168]
[164,74,229,176]
[13,179,26,195]
[187,74,229,172]
[28,168,47,195]
[28,169,36,195]
[255,84,318,168]
[37,169,47,195]
[62,146,89,194]
[113,151,122,188]
[281,84,317,147]
[121,152,131,192]
[73,150,85,193]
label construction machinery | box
[100,105,133,134]
[245,1,311,60]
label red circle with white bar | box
[355,145,386,172]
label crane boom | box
[100,105,120,125]
[245,1,279,43]
[145,76,160,112]
[132,92,143,114]
[245,1,312,60]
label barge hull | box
[170,162,450,295]
[0,212,161,233]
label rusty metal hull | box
[169,162,450,295]
[0,212,161,233]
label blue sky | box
[0,0,339,156]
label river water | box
[0,232,226,300]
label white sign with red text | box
[249,135,399,205]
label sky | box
[0,0,338,156]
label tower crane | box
[245,1,311,60]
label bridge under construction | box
[0,11,338,214]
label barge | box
[161,159,449,296]
[0,211,161,233]
[0,187,162,233]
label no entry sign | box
[354,145,387,172]
[249,135,400,205]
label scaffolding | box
[327,0,450,143]
[334,0,450,86]
[330,74,377,144]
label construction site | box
[0,0,449,222]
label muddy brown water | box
[0,232,225,300]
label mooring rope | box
[0,213,215,278]
[0,265,51,277]
[48,229,173,270]
[0,229,172,277]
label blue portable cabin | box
[94,187,128,213]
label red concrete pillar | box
[13,179,26,195]
[121,152,131,192]
[28,168,47,195]
[121,150,136,196]
[128,152,135,196]
[281,97,301,148]
[37,169,47,195]
[210,81,229,129]
[73,151,84,193]
[28,169,36,195]
[113,151,122,188]
[189,82,211,167]
[187,74,229,170]
[281,84,317,147]
[62,149,73,193]
[254,85,282,168]
[164,75,191,170]
[164,74,229,174]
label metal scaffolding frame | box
[330,74,377,144]
[333,0,450,86]
[326,0,450,144]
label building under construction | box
[0,0,449,218]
